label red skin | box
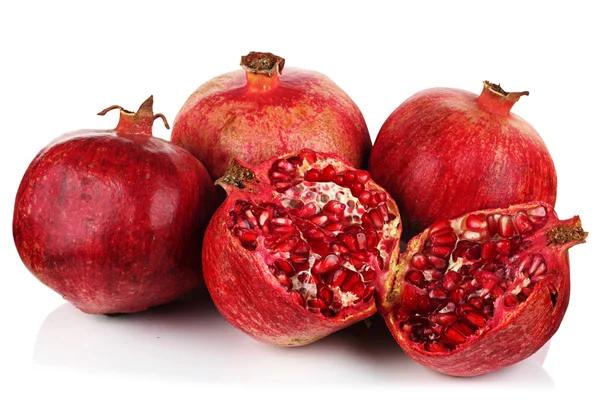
[369,83,557,238]
[172,54,371,180]
[378,202,586,376]
[202,151,400,346]
[13,99,217,314]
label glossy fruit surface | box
[379,202,586,376]
[172,51,371,180]
[370,81,557,238]
[202,149,401,346]
[13,97,217,314]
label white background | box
[1,1,598,398]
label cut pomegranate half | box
[202,149,401,346]
[379,202,587,376]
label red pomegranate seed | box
[429,245,453,259]
[297,149,317,163]
[428,269,444,280]
[514,212,533,234]
[273,181,292,191]
[344,170,356,184]
[468,296,484,309]
[451,289,466,304]
[411,253,430,270]
[430,286,449,300]
[368,195,379,208]
[274,259,295,276]
[360,267,377,282]
[355,232,368,250]
[307,298,326,310]
[310,214,329,226]
[321,165,337,181]
[369,210,384,228]
[362,285,375,303]
[317,286,334,305]
[350,183,364,196]
[296,202,318,217]
[489,285,505,298]
[504,294,518,307]
[358,190,372,206]
[406,270,425,288]
[238,229,258,242]
[331,268,348,287]
[430,312,458,326]
[355,170,370,184]
[499,215,515,237]
[427,255,448,269]
[361,213,374,226]
[395,306,410,322]
[350,281,367,298]
[416,295,431,314]
[276,272,293,290]
[463,310,487,328]
[304,169,321,182]
[481,241,496,260]
[442,323,468,345]
[365,230,379,249]
[276,235,299,252]
[466,214,488,230]
[330,242,349,254]
[340,271,361,291]
[528,255,547,277]
[442,271,460,291]
[429,220,452,236]
[291,290,305,307]
[324,200,346,215]
[425,342,450,353]
[270,170,293,181]
[333,175,345,186]
[431,233,457,246]
[527,205,547,224]
[496,239,511,255]
[324,222,343,232]
[290,254,308,264]
[312,254,340,274]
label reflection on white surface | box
[33,290,554,386]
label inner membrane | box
[229,151,399,317]
[396,205,550,352]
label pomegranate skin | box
[172,51,371,180]
[378,202,586,376]
[13,97,217,314]
[202,150,401,346]
[369,82,557,238]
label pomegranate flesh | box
[202,149,401,346]
[13,97,217,314]
[172,51,371,180]
[370,81,557,239]
[378,202,586,376]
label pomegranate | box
[172,51,371,180]
[378,202,587,376]
[202,149,401,346]
[13,96,217,314]
[369,81,557,239]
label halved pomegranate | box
[378,202,587,376]
[202,149,401,346]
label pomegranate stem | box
[477,81,529,116]
[97,95,169,135]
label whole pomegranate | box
[13,96,217,314]
[378,202,586,376]
[202,149,401,346]
[369,81,557,238]
[172,51,371,180]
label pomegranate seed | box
[430,312,458,325]
[362,285,375,303]
[290,254,308,264]
[272,217,292,226]
[317,286,334,305]
[454,321,475,336]
[304,169,321,182]
[340,233,358,251]
[442,271,460,291]
[341,271,361,291]
[276,235,299,252]
[430,286,448,300]
[496,239,511,255]
[504,294,518,307]
[395,306,410,322]
[330,242,349,254]
[296,202,318,217]
[489,285,505,298]
[360,267,377,282]
[307,298,326,310]
[310,214,329,226]
[466,214,487,230]
[275,273,293,290]
[528,255,547,277]
[425,342,449,353]
[361,213,374,227]
[324,222,343,232]
[330,268,348,287]
[431,233,457,246]
[369,210,384,228]
[416,295,431,314]
[481,241,496,260]
[499,215,515,237]
[411,253,430,270]
[344,170,356,184]
[429,220,452,236]
[358,190,372,206]
[334,175,345,186]
[375,192,387,204]
[313,254,341,275]
[270,170,293,181]
[353,232,367,250]
[350,183,365,196]
[514,212,533,234]
[368,195,379,208]
[350,281,367,299]
[296,149,316,163]
[274,259,295,276]
[273,181,292,191]
[451,289,466,304]
[462,230,486,241]
[321,165,337,181]
[468,296,484,309]
[429,245,453,259]
[427,255,448,269]
[527,205,547,224]
[487,214,500,235]
[324,200,346,215]
[428,269,444,280]
[365,230,379,249]
[406,270,425,288]
[442,323,468,345]
[291,290,305,307]
[355,170,370,184]
[463,310,487,328]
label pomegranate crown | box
[97,95,169,135]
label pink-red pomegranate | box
[378,202,586,376]
[13,97,217,314]
[172,51,371,180]
[369,81,557,239]
[202,149,401,346]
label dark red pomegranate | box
[202,149,401,346]
[369,81,557,239]
[13,96,217,314]
[378,202,586,376]
[172,51,371,180]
